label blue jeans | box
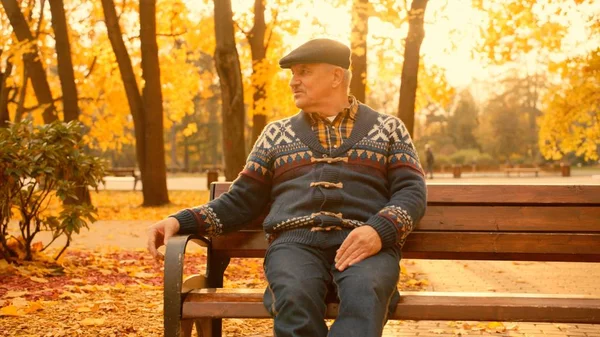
[263,242,401,337]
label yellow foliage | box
[539,49,600,161]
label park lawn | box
[1,190,429,336]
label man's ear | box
[332,67,344,88]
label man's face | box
[289,63,335,112]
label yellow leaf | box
[69,278,87,285]
[4,291,27,298]
[25,301,44,313]
[81,317,106,326]
[487,322,506,332]
[77,307,92,312]
[132,271,155,279]
[0,305,25,316]
[30,276,48,283]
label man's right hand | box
[147,217,180,262]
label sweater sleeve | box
[170,124,276,237]
[365,117,427,248]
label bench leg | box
[181,320,194,337]
[195,318,213,337]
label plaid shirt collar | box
[307,96,359,125]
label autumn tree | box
[397,0,428,137]
[539,47,600,161]
[474,0,599,161]
[1,0,57,123]
[447,90,479,150]
[214,0,247,181]
[538,9,600,161]
[101,0,169,206]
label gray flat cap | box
[279,38,351,69]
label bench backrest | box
[209,183,600,262]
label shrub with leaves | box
[0,119,107,261]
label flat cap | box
[279,38,351,69]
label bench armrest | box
[164,234,210,332]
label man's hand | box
[335,226,382,271]
[147,217,180,262]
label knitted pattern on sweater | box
[173,104,427,249]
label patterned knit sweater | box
[172,104,427,249]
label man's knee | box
[339,271,395,298]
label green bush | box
[0,119,107,261]
[449,149,498,167]
[474,153,497,167]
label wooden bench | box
[504,167,540,177]
[104,167,140,190]
[164,183,600,337]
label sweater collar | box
[291,103,379,157]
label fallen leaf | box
[4,291,27,298]
[487,322,506,332]
[30,276,48,283]
[0,305,25,316]
[25,301,44,313]
[11,297,28,307]
[81,317,106,326]
[131,271,155,279]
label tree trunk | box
[49,0,79,123]
[100,0,160,202]
[350,0,368,103]
[213,0,247,181]
[0,59,13,127]
[248,0,267,146]
[101,0,145,168]
[49,0,91,205]
[397,0,428,138]
[139,0,169,206]
[1,0,57,123]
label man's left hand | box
[335,226,382,271]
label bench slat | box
[416,205,600,232]
[183,290,600,323]
[222,206,600,233]
[210,231,600,261]
[211,183,600,204]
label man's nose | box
[289,75,300,87]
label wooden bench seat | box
[182,288,600,323]
[504,167,540,177]
[104,167,140,190]
[164,183,600,337]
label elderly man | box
[147,38,427,337]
